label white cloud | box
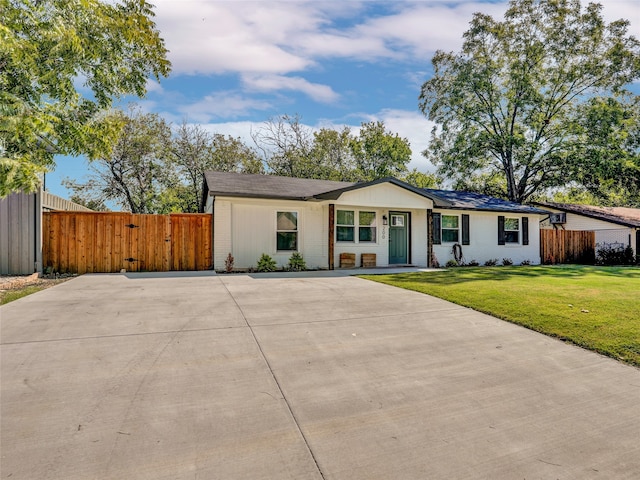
[155,0,639,73]
[152,1,514,76]
[600,0,640,37]
[362,109,437,172]
[145,79,164,94]
[175,92,273,123]
[153,1,315,74]
[349,2,507,60]
[242,74,340,103]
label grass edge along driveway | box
[361,266,640,368]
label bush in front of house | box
[256,253,277,272]
[287,252,307,271]
[484,258,499,266]
[502,258,513,266]
[466,259,480,266]
[520,259,531,266]
[445,259,459,268]
[596,243,635,266]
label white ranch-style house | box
[202,171,549,271]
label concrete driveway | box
[1,271,639,479]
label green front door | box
[388,212,408,264]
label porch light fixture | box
[382,215,388,225]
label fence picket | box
[540,230,595,264]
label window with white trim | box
[504,217,519,243]
[276,211,298,251]
[441,215,459,243]
[336,210,377,243]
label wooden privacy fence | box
[540,229,595,264]
[43,212,212,274]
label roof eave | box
[209,192,308,201]
[434,205,550,215]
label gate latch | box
[125,223,139,229]
[125,257,137,262]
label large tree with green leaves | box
[252,116,413,182]
[0,0,170,196]
[572,96,640,206]
[351,121,412,181]
[63,108,172,213]
[165,122,263,212]
[419,0,640,203]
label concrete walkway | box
[1,271,639,479]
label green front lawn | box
[361,266,640,367]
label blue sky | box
[47,0,640,198]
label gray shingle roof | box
[203,171,547,214]
[203,171,356,200]
[535,202,640,228]
[424,189,550,214]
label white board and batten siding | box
[213,197,327,270]
[335,182,434,210]
[432,210,541,266]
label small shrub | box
[520,259,531,266]
[256,253,277,272]
[287,252,307,271]
[224,253,235,273]
[445,259,459,268]
[466,259,480,267]
[484,258,498,266]
[502,258,513,266]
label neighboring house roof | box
[534,202,640,228]
[203,171,546,214]
[425,189,550,215]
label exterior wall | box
[335,183,434,210]
[231,199,326,269]
[540,208,636,253]
[433,210,542,266]
[0,191,41,274]
[212,197,327,270]
[330,183,432,267]
[212,199,233,270]
[332,206,429,268]
[208,189,433,270]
